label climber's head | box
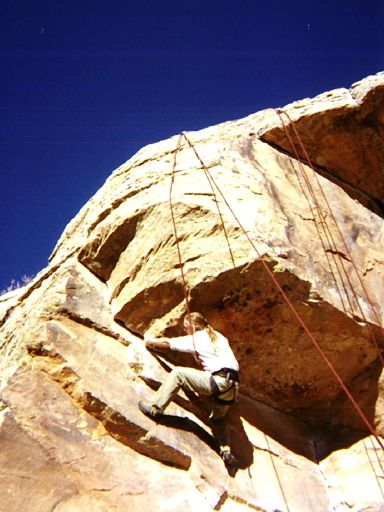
[183,312,208,334]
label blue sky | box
[1,0,383,291]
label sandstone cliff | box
[1,72,384,511]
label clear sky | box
[1,0,383,291]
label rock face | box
[1,73,384,511]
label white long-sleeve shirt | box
[168,329,239,374]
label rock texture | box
[1,72,384,511]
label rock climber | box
[138,311,239,466]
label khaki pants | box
[151,367,238,452]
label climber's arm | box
[144,337,170,351]
[144,333,195,353]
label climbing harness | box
[210,368,240,405]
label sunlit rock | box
[1,72,384,511]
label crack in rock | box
[27,346,192,471]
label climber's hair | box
[184,312,218,344]
[187,312,208,330]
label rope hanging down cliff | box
[169,132,237,366]
[276,109,384,367]
[274,110,384,494]
[168,133,199,364]
[168,129,384,454]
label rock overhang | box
[258,73,384,214]
[74,111,384,432]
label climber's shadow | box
[182,392,253,468]
[143,350,254,472]
[141,380,252,471]
[153,400,250,476]
[142,350,254,469]
[154,412,217,450]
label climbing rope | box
[169,131,239,364]
[275,109,384,462]
[276,109,384,366]
[277,109,384,486]
[181,132,236,268]
[363,438,384,499]
[275,112,356,317]
[169,132,202,366]
[168,129,384,453]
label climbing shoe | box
[138,401,161,420]
[221,449,237,467]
